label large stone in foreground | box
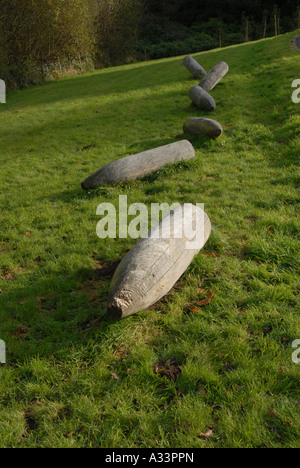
[183,117,223,139]
[199,61,229,92]
[189,86,216,111]
[107,204,211,318]
[81,140,195,189]
[183,56,207,79]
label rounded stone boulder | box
[81,140,196,189]
[108,204,212,319]
[183,118,223,139]
[183,56,207,79]
[188,86,216,111]
[199,61,229,92]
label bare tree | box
[262,10,268,39]
[245,18,249,42]
[95,0,140,65]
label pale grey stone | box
[189,85,216,111]
[183,117,223,139]
[183,56,207,79]
[199,61,229,91]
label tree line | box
[139,0,300,58]
[0,0,140,88]
[0,0,299,89]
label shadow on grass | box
[3,58,189,110]
[32,133,212,205]
[0,88,209,155]
[0,259,124,363]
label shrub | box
[223,33,244,46]
[0,0,95,89]
[138,33,218,60]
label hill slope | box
[0,32,299,448]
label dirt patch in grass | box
[153,356,182,382]
[93,260,121,280]
[13,325,30,339]
[77,260,121,302]
[24,411,39,431]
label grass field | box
[0,31,299,448]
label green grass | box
[0,32,299,448]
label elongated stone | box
[189,86,216,111]
[183,56,207,79]
[81,140,195,189]
[108,204,211,318]
[183,118,223,139]
[199,61,229,92]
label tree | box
[262,10,268,38]
[95,0,140,65]
[0,0,95,66]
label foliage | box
[95,0,140,66]
[140,34,218,60]
[0,0,96,88]
[0,0,140,88]
[0,0,95,63]
[0,0,300,87]
[138,0,300,58]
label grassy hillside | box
[0,31,299,448]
